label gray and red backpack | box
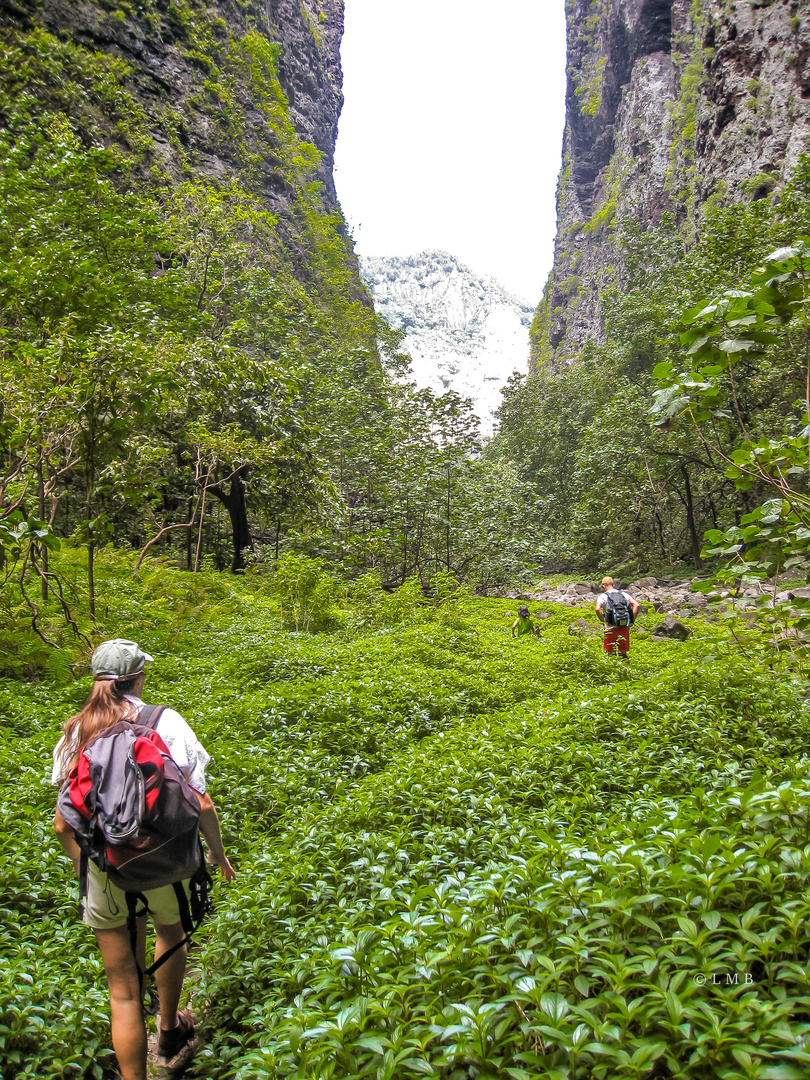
[57,705,213,979]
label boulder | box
[686,593,707,608]
[566,582,597,595]
[536,611,552,621]
[788,587,810,600]
[630,577,657,589]
[652,615,692,641]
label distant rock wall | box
[362,252,532,434]
[533,0,810,369]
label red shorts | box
[604,626,630,653]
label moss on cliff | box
[0,0,366,344]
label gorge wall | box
[533,0,810,369]
[0,0,363,298]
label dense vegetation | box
[4,553,810,1080]
[5,7,810,1080]
[7,4,810,616]
[0,0,533,652]
[492,164,810,578]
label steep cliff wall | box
[533,0,810,369]
[0,0,362,295]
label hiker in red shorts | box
[595,576,640,659]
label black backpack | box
[604,589,633,627]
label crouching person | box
[52,639,236,1079]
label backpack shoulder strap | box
[138,704,166,731]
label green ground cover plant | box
[3,555,810,1078]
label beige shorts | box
[84,859,191,931]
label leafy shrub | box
[272,552,338,632]
[4,558,810,1078]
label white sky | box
[333,0,568,304]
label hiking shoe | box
[158,1010,195,1060]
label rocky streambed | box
[502,574,810,643]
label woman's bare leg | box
[152,921,188,1032]
[94,921,148,1080]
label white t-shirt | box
[51,695,210,793]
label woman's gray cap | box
[91,639,154,680]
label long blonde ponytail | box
[58,676,141,777]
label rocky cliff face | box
[362,252,532,434]
[533,0,810,369]
[0,0,353,266]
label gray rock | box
[686,594,707,608]
[536,611,553,621]
[566,582,597,596]
[630,577,657,589]
[652,616,692,641]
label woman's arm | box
[195,790,237,881]
[54,807,82,878]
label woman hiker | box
[52,639,236,1079]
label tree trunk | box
[88,543,96,617]
[85,478,95,619]
[445,467,451,572]
[211,469,252,572]
[680,465,702,569]
[38,457,48,601]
